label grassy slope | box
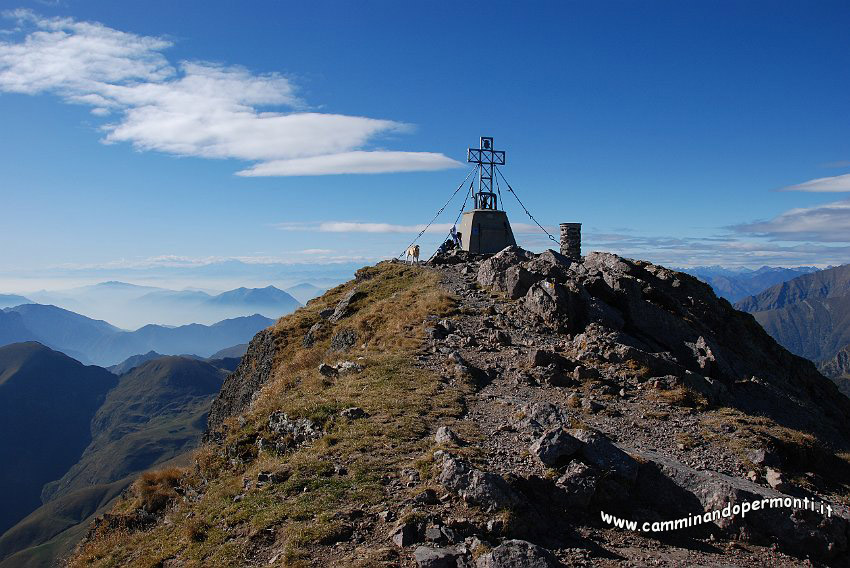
[71,262,469,567]
[1,453,195,568]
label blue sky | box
[1,0,849,292]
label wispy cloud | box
[274,220,553,234]
[780,173,850,192]
[237,151,460,176]
[732,198,850,242]
[0,10,460,176]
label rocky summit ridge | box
[72,247,850,567]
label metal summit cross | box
[467,136,506,210]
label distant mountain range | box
[0,303,273,366]
[22,282,304,329]
[736,264,850,364]
[680,265,820,302]
[0,346,232,567]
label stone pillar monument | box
[560,223,582,260]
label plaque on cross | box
[467,136,506,210]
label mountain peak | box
[75,250,850,566]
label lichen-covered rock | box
[330,328,358,352]
[267,412,321,446]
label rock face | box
[475,248,850,445]
[206,328,277,432]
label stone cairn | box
[559,223,582,260]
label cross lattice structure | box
[467,136,506,210]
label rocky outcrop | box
[473,247,850,446]
[206,328,277,432]
[438,456,521,513]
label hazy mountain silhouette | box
[207,285,300,308]
[681,265,819,302]
[736,264,850,362]
[27,282,301,329]
[0,295,33,309]
[0,304,273,366]
[285,282,327,304]
[107,351,164,375]
[0,343,116,535]
[0,311,38,346]
[2,305,119,363]
[209,343,248,359]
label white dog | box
[406,245,420,264]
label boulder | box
[502,265,537,300]
[555,462,597,509]
[527,350,573,370]
[477,247,538,299]
[765,467,790,492]
[303,321,324,347]
[475,539,560,568]
[513,402,569,435]
[330,328,358,352]
[438,457,521,512]
[529,428,583,467]
[329,288,364,322]
[637,450,850,562]
[522,280,584,332]
[435,426,462,445]
[570,429,638,483]
[523,249,572,281]
[414,545,469,568]
[679,371,729,405]
[267,412,322,446]
[335,360,364,373]
[391,520,423,547]
[340,407,367,420]
[318,363,338,377]
[427,324,450,340]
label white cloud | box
[733,198,850,242]
[237,151,461,176]
[273,220,556,234]
[275,221,454,234]
[0,10,460,175]
[780,173,850,192]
